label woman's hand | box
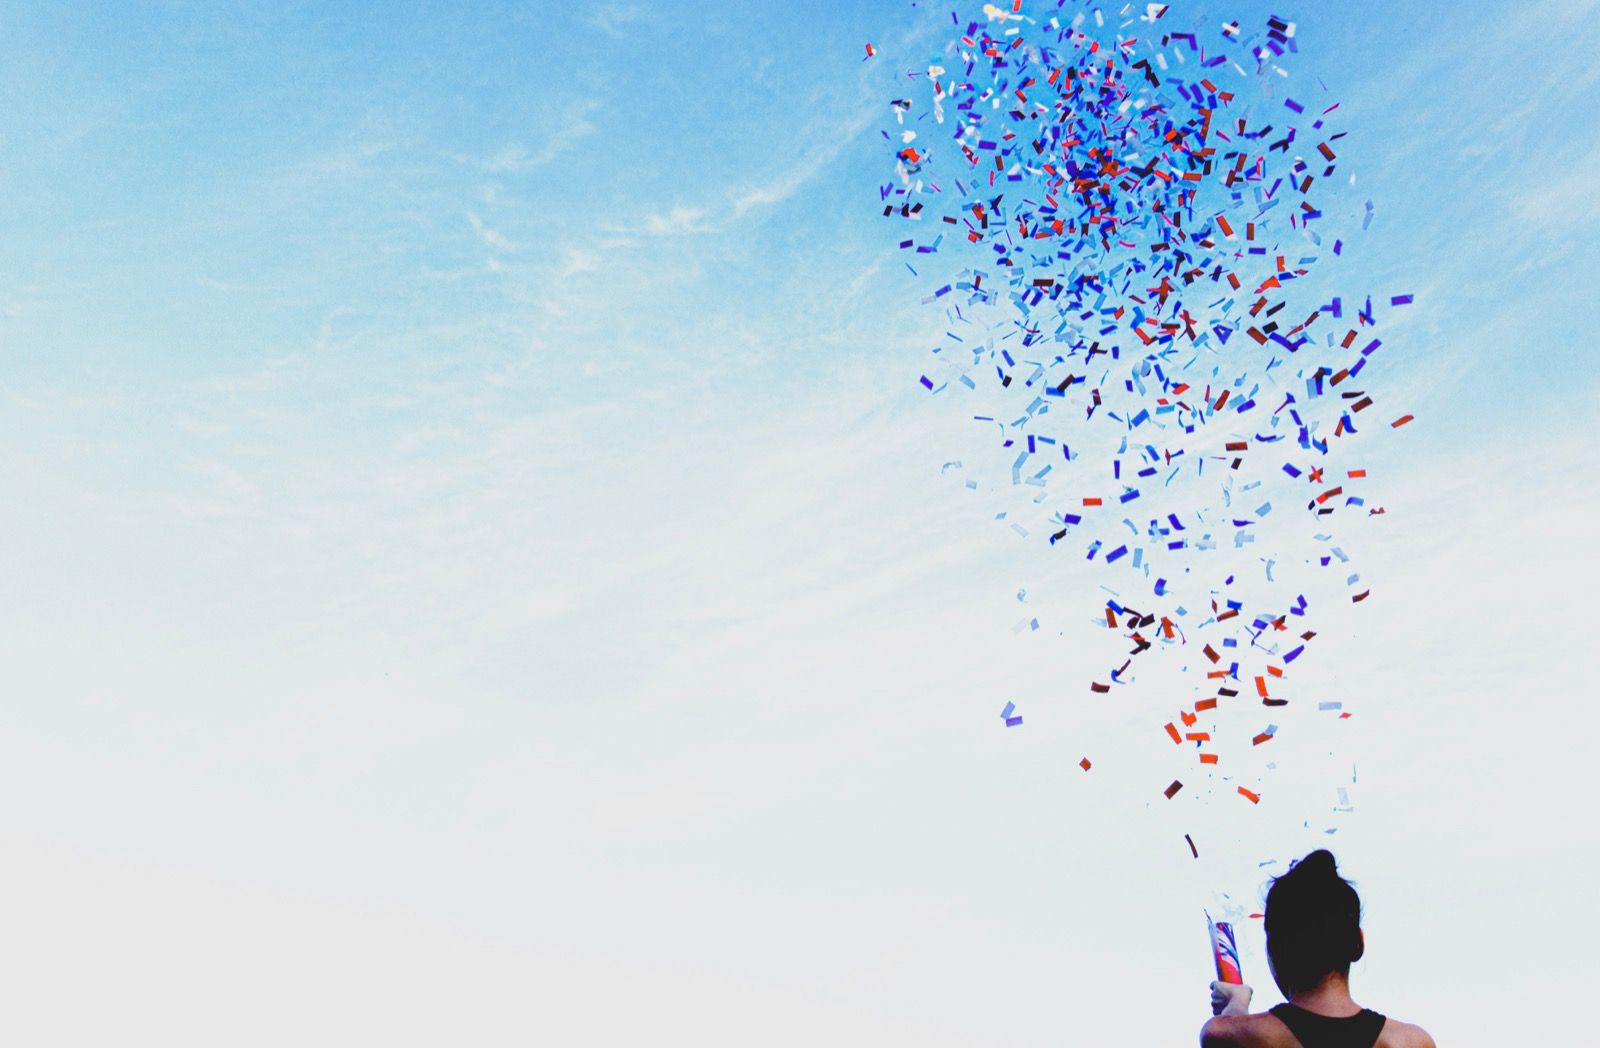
[1209,980,1252,1017]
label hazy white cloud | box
[13,359,1586,1046]
[172,459,266,521]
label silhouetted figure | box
[1200,850,1435,1048]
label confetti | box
[878,4,1415,823]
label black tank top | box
[1269,1003,1387,1048]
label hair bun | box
[1265,849,1362,990]
[1293,849,1339,879]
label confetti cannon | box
[1207,911,1243,985]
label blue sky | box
[2,1,1597,1044]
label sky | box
[1,1,1597,1044]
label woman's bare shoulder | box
[1378,1018,1436,1048]
[1199,1012,1299,1048]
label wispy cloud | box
[194,353,308,398]
[730,162,829,217]
[732,108,877,218]
[476,101,601,174]
[591,105,876,253]
[641,205,713,236]
[587,3,646,38]
[1514,145,1600,227]
[559,247,602,277]
[288,141,394,182]
[260,140,397,201]
[466,211,520,251]
[550,234,636,284]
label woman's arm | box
[1199,981,1254,1047]
[1199,1015,1250,1047]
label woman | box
[1200,849,1435,1048]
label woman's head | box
[1264,849,1364,995]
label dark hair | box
[1264,849,1364,993]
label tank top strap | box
[1268,1003,1388,1048]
